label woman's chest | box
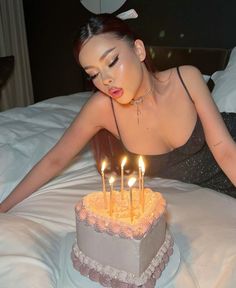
[114,100,197,155]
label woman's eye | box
[108,56,119,68]
[87,74,98,81]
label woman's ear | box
[134,39,146,62]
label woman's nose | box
[101,72,113,85]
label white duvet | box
[0,92,236,288]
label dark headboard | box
[147,46,231,75]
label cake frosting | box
[71,188,174,288]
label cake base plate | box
[58,232,180,288]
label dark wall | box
[23,0,236,102]
[123,0,236,48]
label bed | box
[0,46,236,288]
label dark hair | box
[73,13,156,73]
[73,14,156,174]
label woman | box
[1,14,236,213]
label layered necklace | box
[130,79,154,125]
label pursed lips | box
[108,87,123,99]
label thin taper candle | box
[138,156,144,204]
[109,176,115,217]
[128,177,136,223]
[141,162,145,212]
[101,161,107,208]
[121,156,127,199]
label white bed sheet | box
[0,92,236,288]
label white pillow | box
[203,74,211,82]
[212,47,236,112]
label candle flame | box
[141,161,145,174]
[101,161,106,172]
[121,156,127,168]
[109,176,115,185]
[138,156,145,173]
[138,156,144,168]
[128,177,136,187]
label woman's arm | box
[179,65,236,186]
[0,93,108,212]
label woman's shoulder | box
[176,65,207,91]
[86,90,111,108]
[77,91,114,128]
[82,91,114,121]
[177,65,202,77]
[156,65,202,80]
[159,66,204,89]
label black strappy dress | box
[110,67,236,198]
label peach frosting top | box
[75,188,166,239]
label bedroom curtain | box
[0,0,33,111]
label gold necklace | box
[130,80,154,125]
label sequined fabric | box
[126,112,236,198]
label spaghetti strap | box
[110,98,122,140]
[176,67,193,102]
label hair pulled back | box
[73,14,155,72]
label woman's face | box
[78,33,146,104]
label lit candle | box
[141,160,145,212]
[121,156,127,199]
[109,176,115,217]
[128,177,136,223]
[138,156,144,203]
[101,161,107,208]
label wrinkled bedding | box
[0,92,236,288]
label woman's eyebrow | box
[100,47,116,61]
[84,47,116,70]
